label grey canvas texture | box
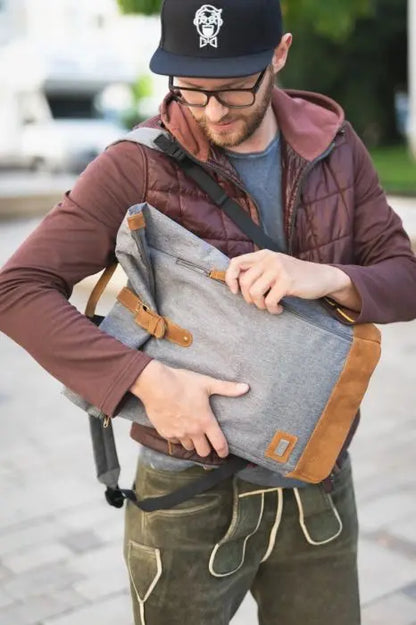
[64,200,361,480]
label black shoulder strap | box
[154,133,283,253]
[106,456,248,512]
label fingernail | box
[237,383,250,393]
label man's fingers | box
[205,421,229,458]
[264,283,286,315]
[180,437,194,451]
[225,265,242,295]
[206,378,250,398]
[238,266,264,303]
[248,272,276,309]
[225,256,257,294]
[192,434,212,458]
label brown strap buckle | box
[117,287,192,347]
[133,301,167,339]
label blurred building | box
[0,0,166,170]
[0,0,140,94]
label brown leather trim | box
[127,213,146,231]
[286,323,381,483]
[117,287,193,347]
[351,323,381,342]
[265,431,298,464]
[209,269,226,283]
[85,262,118,319]
[163,317,193,347]
[130,423,225,466]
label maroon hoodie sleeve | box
[332,124,416,324]
[0,141,153,417]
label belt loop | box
[321,474,334,494]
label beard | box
[193,68,275,149]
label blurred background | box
[0,2,415,625]
[0,0,415,185]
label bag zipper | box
[177,255,349,338]
[175,257,212,276]
[282,300,351,341]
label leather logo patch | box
[265,431,298,464]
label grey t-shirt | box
[225,133,287,255]
[140,133,307,489]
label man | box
[0,1,416,624]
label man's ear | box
[271,34,293,75]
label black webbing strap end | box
[105,486,142,510]
[154,134,188,163]
[104,456,249,513]
[105,486,125,509]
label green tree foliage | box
[283,0,371,41]
[117,0,160,15]
[117,0,371,36]
[281,0,407,145]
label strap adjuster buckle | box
[154,135,187,162]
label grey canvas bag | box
[64,129,381,511]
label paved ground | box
[0,196,415,624]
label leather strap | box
[85,262,118,319]
[117,287,193,348]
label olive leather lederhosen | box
[124,454,360,625]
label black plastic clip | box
[105,486,125,509]
[154,135,188,162]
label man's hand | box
[130,361,250,458]
[225,250,361,314]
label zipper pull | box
[103,415,111,429]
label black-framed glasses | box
[169,69,268,109]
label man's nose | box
[204,95,229,123]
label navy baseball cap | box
[150,0,283,78]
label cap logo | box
[193,5,223,49]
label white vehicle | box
[0,87,124,173]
